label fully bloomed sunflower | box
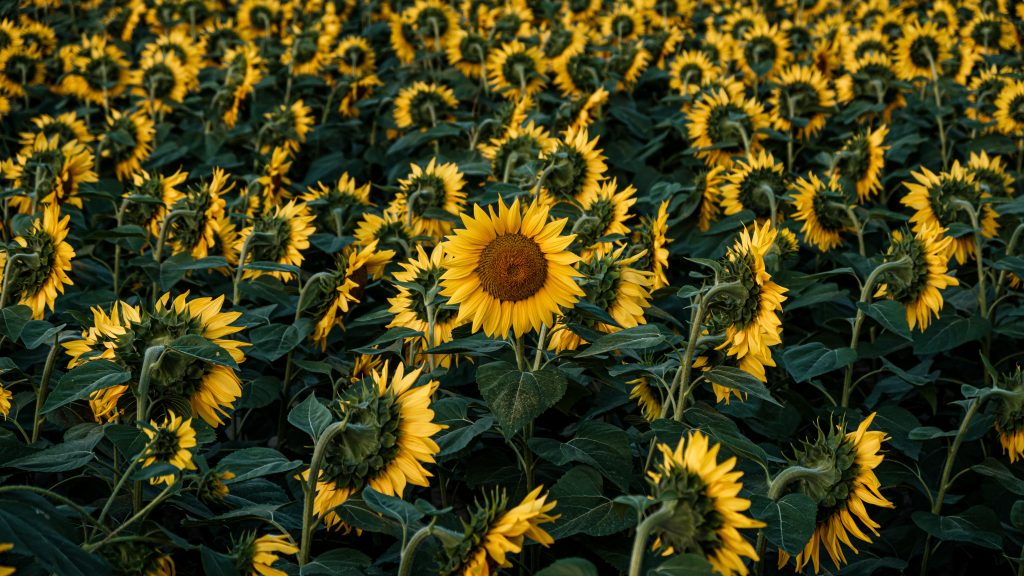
[789,173,850,252]
[18,111,93,149]
[142,410,198,485]
[630,200,671,292]
[164,168,232,259]
[301,362,443,530]
[388,244,464,367]
[102,109,155,181]
[479,121,557,185]
[770,64,836,140]
[391,158,467,240]
[647,431,764,576]
[874,223,958,331]
[687,88,771,168]
[301,172,374,236]
[307,241,394,349]
[487,40,547,100]
[63,293,248,427]
[235,200,316,282]
[832,124,889,202]
[56,34,130,106]
[440,486,558,575]
[0,203,75,319]
[130,50,189,114]
[394,81,458,131]
[122,168,188,237]
[440,197,584,338]
[994,80,1024,137]
[571,177,636,257]
[778,413,894,573]
[3,133,97,212]
[538,126,607,206]
[719,150,787,222]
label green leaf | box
[353,326,421,354]
[1012,501,1024,530]
[681,407,772,466]
[248,320,311,362]
[362,486,424,528]
[201,545,241,576]
[536,558,599,576]
[547,466,633,538]
[703,366,782,406]
[288,393,334,439]
[0,493,112,575]
[434,397,495,458]
[751,493,817,554]
[911,506,1003,550]
[476,361,567,437]
[301,549,372,576]
[20,320,65,349]
[648,554,716,575]
[336,494,404,537]
[159,254,229,289]
[7,425,104,472]
[576,325,665,357]
[42,360,131,415]
[0,305,32,341]
[859,300,912,341]
[105,424,148,458]
[529,421,632,491]
[218,447,302,483]
[907,426,957,440]
[781,343,857,383]
[913,315,990,355]
[971,458,1024,495]
[169,334,239,369]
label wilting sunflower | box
[301,172,374,236]
[647,431,763,576]
[894,20,951,81]
[57,34,130,106]
[630,200,671,292]
[236,200,316,282]
[130,50,189,114]
[165,168,232,259]
[548,247,652,352]
[259,100,314,154]
[709,222,787,383]
[719,150,787,222]
[440,486,558,575]
[480,121,557,184]
[875,223,958,331]
[789,173,850,252]
[832,124,889,202]
[217,43,264,129]
[0,383,11,419]
[308,241,394,349]
[669,50,722,98]
[834,53,906,122]
[440,197,584,338]
[231,533,297,576]
[388,244,465,367]
[687,88,771,168]
[142,410,198,485]
[301,361,443,530]
[487,40,547,100]
[392,158,467,240]
[770,64,835,140]
[737,21,791,82]
[539,125,607,206]
[994,80,1024,137]
[995,367,1024,463]
[394,82,458,132]
[0,203,75,319]
[571,177,636,257]
[102,109,155,181]
[900,162,999,264]
[4,133,97,212]
[18,111,93,149]
[778,413,894,574]
[966,151,1014,198]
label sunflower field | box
[5,0,1024,574]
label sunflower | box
[301,173,374,236]
[63,302,139,422]
[18,111,93,149]
[409,0,460,51]
[874,223,958,331]
[790,173,850,252]
[440,486,558,575]
[307,241,395,349]
[538,125,607,206]
[479,121,558,184]
[647,431,764,576]
[440,198,584,338]
[355,209,416,257]
[281,22,333,77]
[17,17,56,55]
[893,20,951,81]
[391,158,467,240]
[570,177,636,257]
[568,87,609,133]
[540,23,588,68]
[602,3,645,44]
[201,18,244,67]
[966,65,1011,127]
[394,81,458,131]
[0,44,45,97]
[57,34,130,106]
[778,413,894,574]
[608,43,651,91]
[994,80,1024,137]
[630,200,671,292]
[142,410,198,486]
[832,124,889,202]
[995,367,1024,463]
[333,36,377,78]
[140,29,204,89]
[237,0,283,40]
[165,168,232,259]
[547,247,652,352]
[446,28,489,79]
[562,0,602,22]
[0,203,75,319]
[487,40,547,100]
[669,50,722,98]
[102,109,155,181]
[481,3,535,41]
[122,168,188,237]
[834,53,906,122]
[841,29,891,65]
[721,7,764,41]
[236,200,316,282]
[254,146,293,210]
[4,133,97,212]
[695,166,726,232]
[218,43,264,129]
[130,50,189,114]
[301,361,443,530]
[961,12,1018,55]
[232,534,298,576]
[0,383,11,420]
[628,376,662,421]
[736,21,791,81]
[388,244,466,367]
[551,46,603,98]
[770,64,835,140]
[710,222,787,383]
[687,88,772,168]
[719,151,787,222]
[900,162,999,264]
[100,543,175,576]
[966,151,1014,198]
[259,100,314,154]
[198,469,235,503]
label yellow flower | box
[391,158,467,240]
[166,168,232,259]
[219,43,264,129]
[102,109,155,182]
[394,81,458,131]
[142,410,198,486]
[669,50,722,98]
[696,166,726,232]
[778,413,895,574]
[736,21,791,81]
[0,542,14,576]
[874,223,959,331]
[966,150,1014,198]
[56,34,130,105]
[388,244,465,367]
[236,534,298,576]
[17,112,92,149]
[687,88,771,168]
[446,28,489,79]
[0,44,44,97]
[568,87,609,133]
[834,53,906,122]
[130,50,190,114]
[572,177,636,257]
[0,383,11,420]
[260,100,314,154]
[538,125,607,206]
[487,40,547,100]
[629,376,662,421]
[332,36,377,77]
[601,3,645,43]
[994,79,1024,137]
[995,367,1024,463]
[631,200,671,292]
[0,203,75,319]
[123,168,189,237]
[4,133,97,213]
[309,242,395,349]
[770,64,835,140]
[255,146,293,210]
[237,0,283,40]
[894,20,950,81]
[789,173,849,252]
[648,431,764,576]
[479,121,557,184]
[832,124,889,203]
[300,172,374,235]
[719,150,787,222]
[236,200,316,282]
[441,197,584,338]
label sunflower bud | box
[197,470,235,503]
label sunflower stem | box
[93,436,153,537]
[992,222,1024,316]
[756,183,777,224]
[533,324,548,371]
[30,333,61,443]
[232,231,259,305]
[397,523,434,576]
[87,482,176,552]
[152,209,196,264]
[299,416,351,565]
[952,198,988,321]
[514,335,527,371]
[838,203,865,258]
[841,256,913,408]
[627,504,673,576]
[925,50,949,171]
[113,197,131,296]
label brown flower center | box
[477,233,547,302]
